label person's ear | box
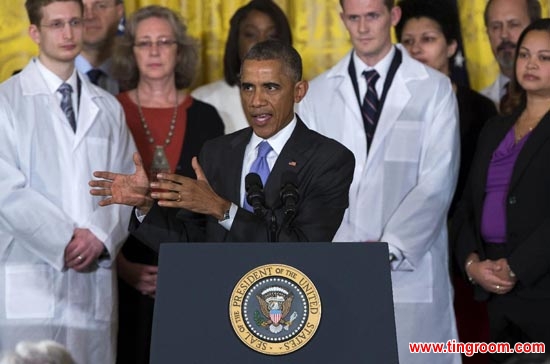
[294,80,309,103]
[116,4,125,23]
[390,6,402,27]
[447,39,458,59]
[29,24,41,45]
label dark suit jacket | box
[132,117,355,247]
[451,86,497,216]
[453,110,550,300]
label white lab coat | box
[0,60,136,364]
[297,45,461,364]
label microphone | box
[245,173,266,217]
[280,171,299,218]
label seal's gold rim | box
[229,263,321,355]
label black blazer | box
[451,86,497,216]
[133,117,355,246]
[453,110,550,300]
[175,99,225,177]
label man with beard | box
[481,0,540,111]
[75,0,124,94]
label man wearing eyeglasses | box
[0,1,136,363]
[75,0,124,94]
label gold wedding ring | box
[496,285,500,290]
[77,255,83,261]
[176,193,181,202]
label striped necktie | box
[362,70,380,149]
[58,83,76,132]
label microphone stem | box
[269,209,278,242]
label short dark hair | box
[340,0,394,11]
[25,0,83,25]
[395,0,460,67]
[241,40,302,83]
[112,5,198,90]
[502,18,550,115]
[224,0,292,86]
[395,0,459,44]
[484,0,541,27]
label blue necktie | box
[244,141,272,211]
[362,70,380,149]
[58,83,76,132]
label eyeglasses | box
[41,18,83,31]
[133,39,178,50]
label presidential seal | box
[229,264,321,355]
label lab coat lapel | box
[367,70,411,165]
[73,76,100,149]
[333,53,365,133]
[20,62,71,135]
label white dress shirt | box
[219,117,297,230]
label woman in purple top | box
[453,19,550,363]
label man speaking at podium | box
[91,40,355,246]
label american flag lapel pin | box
[288,160,297,167]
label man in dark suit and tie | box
[75,0,124,94]
[91,40,355,246]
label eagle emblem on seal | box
[255,286,298,334]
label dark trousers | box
[483,243,550,364]
[116,237,157,364]
[487,291,550,363]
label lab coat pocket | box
[385,121,422,162]
[5,264,54,319]
[94,268,113,322]
[85,136,111,170]
[391,252,433,303]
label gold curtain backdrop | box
[1,0,549,91]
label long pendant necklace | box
[136,89,179,146]
[136,89,179,179]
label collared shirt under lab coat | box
[0,59,136,364]
[297,44,461,364]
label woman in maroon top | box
[454,19,550,363]
[110,6,224,364]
